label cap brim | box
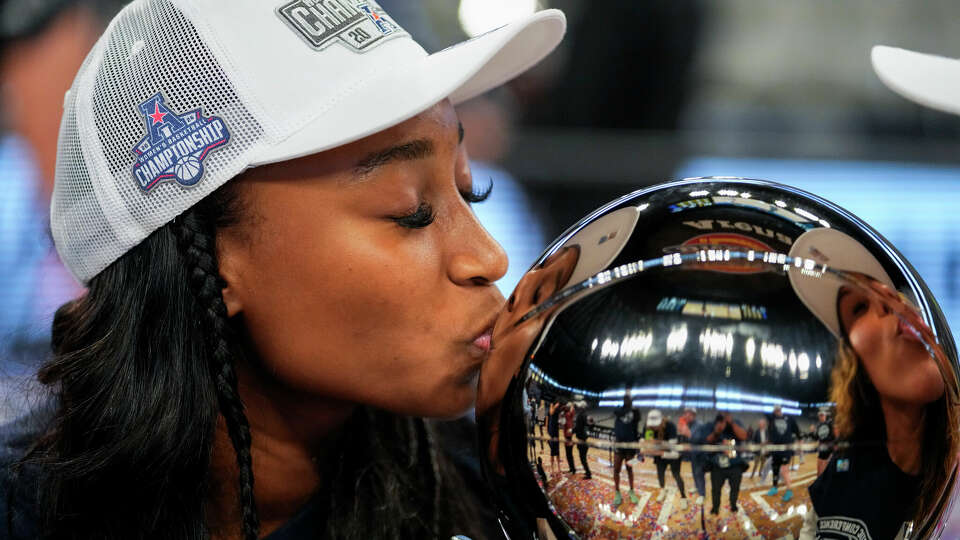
[251,10,565,166]
[872,45,960,116]
[787,229,894,338]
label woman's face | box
[838,285,944,406]
[217,100,507,418]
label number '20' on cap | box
[51,0,566,284]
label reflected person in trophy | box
[678,407,707,505]
[647,409,688,509]
[766,404,801,502]
[573,401,592,480]
[562,401,577,474]
[697,413,748,515]
[749,417,770,481]
[815,409,835,477]
[612,390,641,507]
[791,229,960,539]
[547,400,562,476]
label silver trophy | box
[477,178,959,540]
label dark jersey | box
[573,410,589,440]
[547,406,561,436]
[613,406,640,442]
[807,446,920,540]
[654,421,678,441]
[816,421,835,443]
[652,421,680,460]
[767,414,800,445]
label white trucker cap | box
[871,45,960,116]
[787,228,895,339]
[51,0,566,284]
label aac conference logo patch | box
[816,516,872,540]
[276,0,406,53]
[132,93,230,192]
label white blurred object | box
[459,0,540,38]
[872,46,960,116]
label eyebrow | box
[837,288,850,302]
[352,122,465,179]
[353,138,435,177]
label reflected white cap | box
[51,0,566,284]
[788,229,894,339]
[871,45,960,116]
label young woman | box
[0,1,566,538]
[802,276,958,538]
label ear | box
[216,233,245,318]
[220,276,243,318]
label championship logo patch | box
[132,93,230,192]
[276,0,405,53]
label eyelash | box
[461,179,493,204]
[394,203,436,229]
[393,180,493,229]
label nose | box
[447,211,508,288]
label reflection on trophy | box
[477,178,959,540]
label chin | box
[914,378,946,405]
[425,385,477,420]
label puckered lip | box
[897,317,924,345]
[470,319,496,354]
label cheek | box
[850,323,897,396]
[235,222,475,415]
[852,325,945,404]
[909,354,946,403]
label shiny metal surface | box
[476,178,959,540]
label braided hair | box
[174,207,259,540]
[12,182,492,539]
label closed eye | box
[392,202,435,229]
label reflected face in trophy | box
[477,245,581,417]
[504,245,581,323]
[838,285,945,405]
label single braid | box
[421,419,442,538]
[175,211,260,540]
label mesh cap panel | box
[50,0,567,284]
[51,0,266,284]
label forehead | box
[241,101,458,183]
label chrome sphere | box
[476,178,959,540]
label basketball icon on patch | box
[131,93,230,192]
